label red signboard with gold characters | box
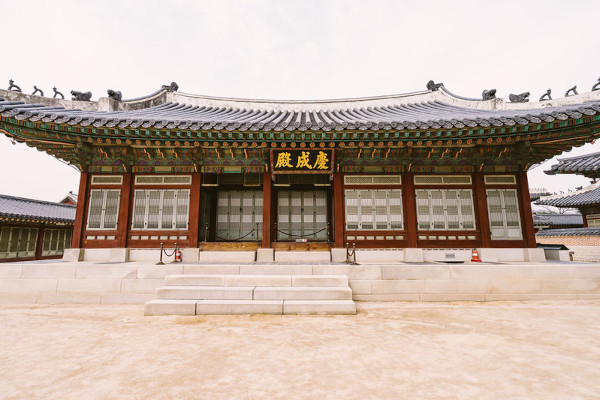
[270,149,334,174]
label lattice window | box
[415,189,476,231]
[87,189,121,230]
[215,191,263,241]
[131,190,190,230]
[414,175,472,185]
[484,175,517,185]
[278,191,328,240]
[91,175,123,185]
[344,175,401,185]
[42,228,72,256]
[486,189,522,240]
[344,189,403,231]
[0,227,39,259]
[135,175,192,185]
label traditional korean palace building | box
[2,81,600,261]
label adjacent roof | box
[529,188,552,201]
[545,151,600,179]
[0,194,76,224]
[59,191,78,205]
[536,227,600,237]
[536,182,600,207]
[533,213,583,227]
[1,85,600,132]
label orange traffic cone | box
[471,248,482,262]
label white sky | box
[1,0,599,202]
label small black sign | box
[271,149,334,174]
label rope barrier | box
[214,229,258,242]
[345,242,358,265]
[275,226,328,239]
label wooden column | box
[518,170,537,248]
[404,171,418,247]
[71,172,89,248]
[333,172,345,248]
[262,172,272,248]
[474,172,491,248]
[188,172,202,247]
[35,224,45,259]
[116,173,132,248]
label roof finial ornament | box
[71,90,92,101]
[509,92,530,103]
[53,87,64,99]
[7,79,21,92]
[482,89,496,100]
[592,78,600,91]
[426,80,444,91]
[162,82,179,92]
[565,85,578,97]
[32,86,44,96]
[539,89,552,101]
[107,89,122,101]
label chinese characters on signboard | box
[271,149,334,173]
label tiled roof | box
[0,194,76,224]
[2,86,600,132]
[536,227,600,237]
[533,213,583,227]
[529,188,551,201]
[545,151,600,177]
[536,182,600,207]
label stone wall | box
[1,261,599,304]
[536,236,600,262]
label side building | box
[0,194,75,262]
[1,81,600,262]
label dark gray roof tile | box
[0,194,76,224]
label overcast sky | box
[1,0,599,202]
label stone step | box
[156,285,352,301]
[144,299,356,316]
[253,287,352,301]
[164,274,348,287]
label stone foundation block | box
[181,248,199,263]
[425,279,488,294]
[484,293,579,301]
[196,300,283,315]
[330,248,347,263]
[0,279,57,293]
[62,248,83,262]
[541,279,600,294]
[348,280,371,295]
[275,251,330,263]
[478,248,499,263]
[544,249,571,261]
[21,264,76,279]
[419,293,485,302]
[240,264,312,275]
[130,248,170,262]
[496,248,527,262]
[283,300,356,315]
[137,264,184,279]
[573,265,600,279]
[256,248,274,263]
[82,248,111,262]
[371,280,424,294]
[515,265,574,280]
[144,299,197,316]
[450,265,516,280]
[199,251,255,263]
[424,249,471,263]
[312,264,382,280]
[355,250,404,263]
[403,248,424,263]
[76,264,137,279]
[487,279,543,294]
[353,294,420,301]
[0,292,38,303]
[525,248,546,262]
[0,265,22,279]
[109,248,129,262]
[57,279,121,294]
[292,275,347,287]
[120,279,165,294]
[382,265,450,280]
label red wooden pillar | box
[35,224,45,259]
[333,172,345,248]
[404,171,418,247]
[116,173,132,248]
[474,172,491,248]
[71,172,89,248]
[188,172,202,247]
[518,170,537,248]
[262,172,272,248]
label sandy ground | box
[1,302,599,400]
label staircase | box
[145,271,356,316]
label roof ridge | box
[0,193,76,208]
[556,150,600,162]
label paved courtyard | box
[1,301,599,399]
